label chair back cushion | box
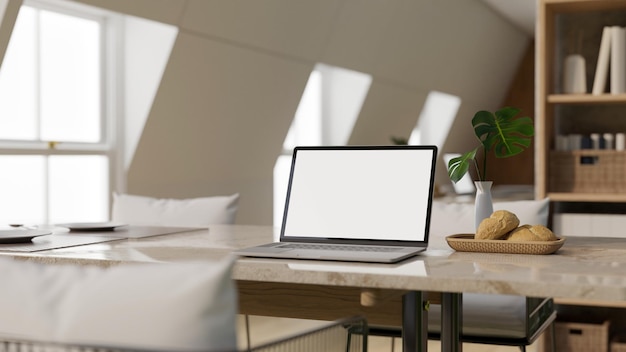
[0,257,237,351]
[428,294,531,339]
[112,193,239,226]
[428,198,550,249]
[427,198,553,340]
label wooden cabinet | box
[537,0,626,203]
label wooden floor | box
[237,316,540,352]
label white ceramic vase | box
[474,181,494,231]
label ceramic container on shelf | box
[474,181,493,231]
[563,54,587,94]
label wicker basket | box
[612,337,626,352]
[550,150,626,193]
[445,234,565,255]
[554,320,610,352]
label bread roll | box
[476,210,520,240]
[506,225,535,241]
[507,224,556,242]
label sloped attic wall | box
[75,0,530,225]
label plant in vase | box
[447,106,534,229]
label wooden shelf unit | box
[536,0,626,202]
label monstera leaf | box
[472,107,534,158]
[447,107,534,183]
[447,149,478,184]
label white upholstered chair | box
[0,256,368,352]
[373,198,556,351]
[111,192,240,226]
[110,193,311,350]
[427,198,551,250]
[0,256,239,351]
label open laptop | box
[235,145,437,263]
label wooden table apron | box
[237,280,434,352]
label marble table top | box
[2,225,626,303]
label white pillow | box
[112,193,239,226]
[0,257,237,351]
[428,198,550,249]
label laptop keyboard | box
[279,243,401,252]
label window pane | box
[0,7,37,140]
[0,156,46,225]
[0,3,113,227]
[49,155,108,223]
[40,11,101,143]
[283,70,322,150]
[273,155,292,229]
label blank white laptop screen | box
[281,146,436,243]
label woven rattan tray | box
[446,234,566,255]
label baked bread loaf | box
[475,210,520,240]
[507,224,557,241]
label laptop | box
[235,145,437,263]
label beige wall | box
[74,0,531,225]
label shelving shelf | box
[547,93,626,104]
[547,192,626,202]
[551,149,626,156]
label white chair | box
[0,256,368,352]
[0,316,368,352]
[372,198,556,351]
[0,256,239,351]
[110,192,310,350]
[111,192,240,226]
[426,295,555,351]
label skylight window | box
[274,64,372,228]
[408,91,461,146]
[408,91,473,194]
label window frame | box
[0,0,124,222]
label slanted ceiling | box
[75,0,530,225]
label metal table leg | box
[441,292,463,352]
[402,291,428,352]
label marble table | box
[2,225,626,351]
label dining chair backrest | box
[111,192,240,226]
[0,256,238,351]
[371,198,556,351]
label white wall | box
[73,0,530,225]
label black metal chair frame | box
[0,316,369,352]
[370,296,556,352]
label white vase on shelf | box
[474,181,493,231]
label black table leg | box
[402,291,428,352]
[441,292,463,352]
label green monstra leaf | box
[472,107,534,158]
[447,149,477,183]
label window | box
[408,91,474,194]
[0,0,118,225]
[273,64,372,227]
[408,91,461,146]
